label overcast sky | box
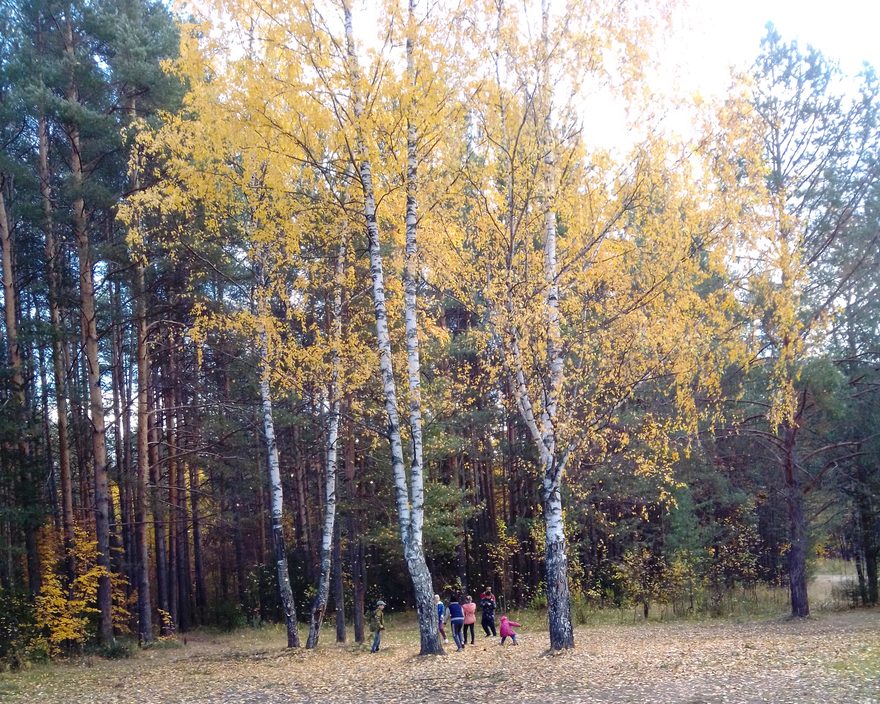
[677,0,878,95]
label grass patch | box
[829,644,880,678]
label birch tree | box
[306,239,344,649]
[436,0,751,650]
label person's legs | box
[488,616,496,636]
[371,630,381,652]
[500,635,507,645]
[438,622,447,642]
[481,614,491,636]
[452,620,464,649]
[511,634,517,645]
[465,623,474,644]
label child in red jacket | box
[499,615,521,645]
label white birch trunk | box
[539,0,574,650]
[344,0,442,655]
[306,240,345,649]
[256,282,299,647]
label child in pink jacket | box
[499,615,520,645]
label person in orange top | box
[462,595,477,645]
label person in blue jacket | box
[447,595,465,651]
[434,594,449,644]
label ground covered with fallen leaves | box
[2,608,878,703]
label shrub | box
[0,590,38,671]
[212,600,246,631]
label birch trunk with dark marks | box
[402,0,441,654]
[64,12,113,643]
[257,309,299,647]
[306,242,345,649]
[539,0,573,649]
[496,0,574,650]
[343,0,441,655]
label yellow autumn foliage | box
[34,527,132,655]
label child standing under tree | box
[434,594,449,644]
[499,614,521,645]
[479,587,497,636]
[447,595,465,651]
[370,600,386,652]
[462,595,477,645]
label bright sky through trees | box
[677,0,879,93]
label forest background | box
[1,0,879,662]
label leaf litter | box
[3,608,879,703]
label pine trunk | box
[134,261,153,643]
[0,183,40,596]
[64,13,113,643]
[39,108,76,580]
[783,426,809,618]
[332,520,346,642]
[149,382,171,633]
[855,462,878,605]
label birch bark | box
[253,261,300,646]
[258,325,299,647]
[538,0,573,651]
[306,240,345,649]
[343,0,442,655]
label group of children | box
[435,587,521,652]
[369,587,521,653]
[370,587,521,653]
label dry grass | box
[2,607,879,703]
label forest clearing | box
[2,605,879,703]
[3,0,880,691]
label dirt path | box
[3,609,879,703]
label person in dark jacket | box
[370,600,386,652]
[479,587,497,637]
[447,595,465,651]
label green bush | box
[211,600,246,632]
[0,590,38,671]
[94,640,132,660]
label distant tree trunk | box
[165,382,180,627]
[0,180,40,596]
[134,259,153,643]
[856,462,878,605]
[149,382,171,633]
[332,519,346,643]
[36,317,60,533]
[346,430,365,643]
[783,424,809,617]
[39,106,76,582]
[190,454,207,624]
[110,278,130,583]
[233,506,248,618]
[257,326,299,647]
[64,13,113,644]
[307,243,344,649]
